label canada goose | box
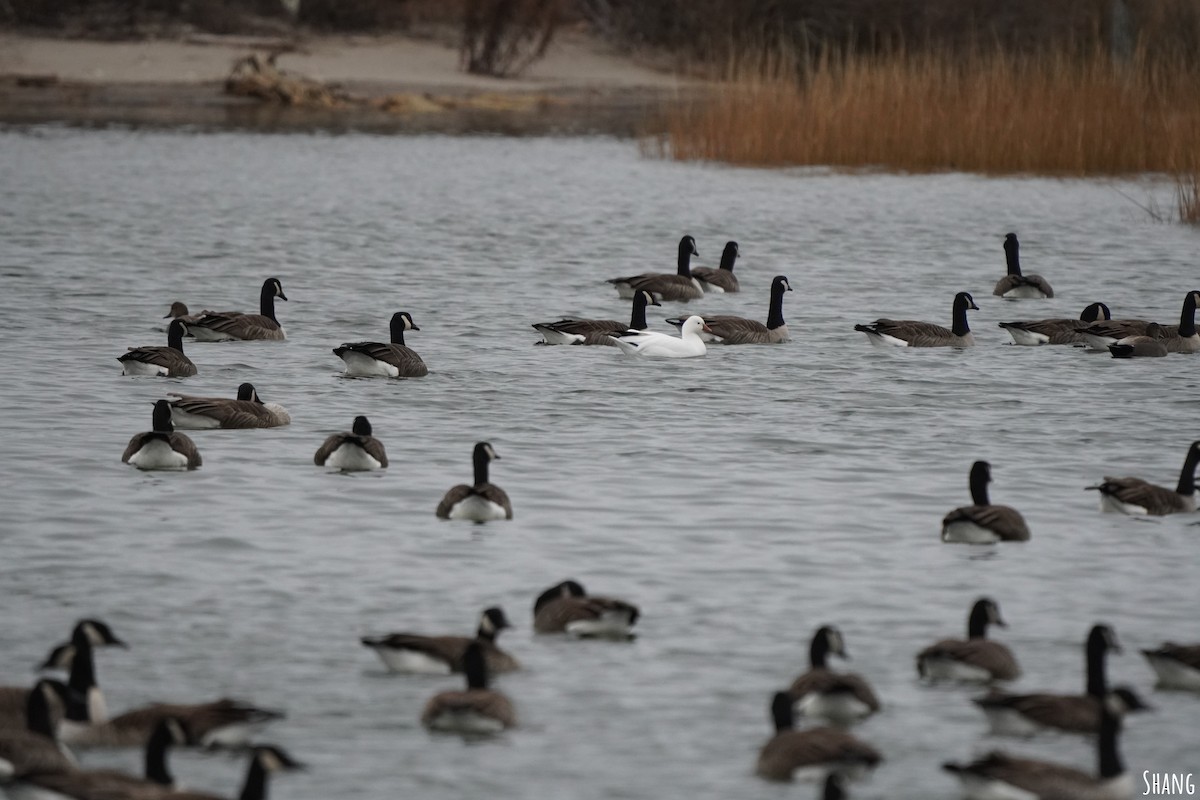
[1108,322,1168,358]
[998,302,1111,346]
[786,626,881,723]
[943,691,1136,800]
[186,278,287,342]
[122,401,202,471]
[20,716,189,797]
[0,679,76,779]
[1080,290,1200,352]
[691,240,740,293]
[1086,440,1200,515]
[610,315,710,358]
[755,692,882,783]
[313,416,388,471]
[855,292,979,347]
[167,383,291,430]
[0,621,125,732]
[435,442,511,521]
[152,744,303,800]
[532,580,640,638]
[917,598,1020,682]
[420,642,515,734]
[972,624,1146,736]
[118,319,197,377]
[606,235,705,302]
[993,233,1053,299]
[333,311,428,377]
[361,606,520,675]
[63,697,283,749]
[533,290,661,346]
[667,275,792,344]
[51,624,116,744]
[941,461,1031,544]
[1141,641,1200,690]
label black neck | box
[1085,630,1109,697]
[473,449,490,487]
[464,646,488,690]
[676,241,693,277]
[145,723,176,786]
[1097,707,1123,779]
[629,294,651,330]
[766,282,787,330]
[1178,292,1199,337]
[65,636,95,722]
[823,774,846,800]
[259,284,278,322]
[967,604,990,639]
[25,683,57,739]
[969,464,990,506]
[769,693,793,733]
[239,759,269,800]
[952,297,972,337]
[1176,444,1200,496]
[389,318,407,346]
[1005,238,1021,276]
[809,632,830,669]
[719,243,738,272]
[167,322,185,352]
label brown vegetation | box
[1178,174,1200,225]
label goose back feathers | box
[532,580,640,638]
[0,679,76,779]
[917,598,1020,682]
[999,302,1111,345]
[1080,290,1200,352]
[787,626,881,723]
[65,698,283,749]
[1087,440,1200,515]
[314,416,388,471]
[667,275,792,344]
[534,290,661,345]
[420,642,516,734]
[361,607,520,675]
[606,235,705,302]
[756,692,882,783]
[119,319,197,377]
[1108,322,1168,358]
[122,401,202,470]
[168,383,290,429]
[334,311,428,377]
[993,233,1054,298]
[187,278,287,342]
[942,461,1031,543]
[436,442,511,521]
[691,241,740,293]
[856,292,978,347]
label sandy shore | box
[0,30,695,133]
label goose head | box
[351,416,373,437]
[955,292,980,312]
[680,315,713,336]
[392,311,420,335]
[679,235,699,258]
[534,579,586,614]
[74,619,126,649]
[1088,623,1120,656]
[479,607,512,635]
[164,301,189,319]
[968,597,1005,638]
[772,275,793,295]
[721,241,740,267]
[264,277,288,302]
[813,625,849,664]
[236,383,263,404]
[152,400,175,433]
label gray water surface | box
[1,130,1198,799]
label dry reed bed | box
[650,51,1200,177]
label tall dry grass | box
[1177,173,1200,224]
[649,47,1200,175]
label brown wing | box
[612,273,703,301]
[118,346,197,377]
[942,504,1031,541]
[1084,319,1151,341]
[994,274,1053,297]
[313,433,387,467]
[861,319,963,347]
[976,692,1101,733]
[691,267,739,292]
[533,596,639,633]
[333,342,427,376]
[702,316,785,344]
[787,669,881,712]
[538,319,623,336]
[756,728,881,781]
[436,484,471,518]
[1151,642,1200,669]
[170,433,202,468]
[947,751,1095,796]
[168,396,286,428]
[1094,477,1189,515]
[192,313,284,341]
[0,687,29,730]
[998,318,1086,344]
[918,639,1020,680]
[27,771,168,800]
[420,689,516,728]
[0,729,76,777]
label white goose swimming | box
[609,315,711,358]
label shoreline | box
[0,30,696,135]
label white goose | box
[609,315,711,358]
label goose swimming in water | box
[667,275,792,344]
[917,598,1020,683]
[186,278,288,342]
[168,383,290,429]
[122,401,202,471]
[610,315,710,358]
[691,240,741,293]
[534,290,661,346]
[118,319,197,377]
[333,311,428,377]
[313,416,388,472]
[993,233,1053,299]
[941,461,1031,543]
[436,442,511,521]
[420,642,516,734]
[1087,440,1200,515]
[998,302,1111,346]
[606,235,705,302]
[855,292,979,348]
[361,607,520,675]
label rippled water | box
[1,128,1198,799]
